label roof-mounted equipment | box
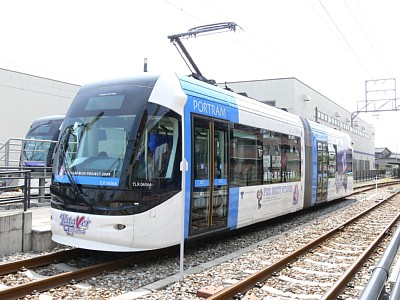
[168,22,239,85]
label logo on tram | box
[59,213,91,236]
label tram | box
[50,73,353,251]
[21,115,64,169]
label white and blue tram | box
[50,73,353,251]
[21,115,65,169]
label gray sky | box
[1,0,399,152]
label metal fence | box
[354,169,380,183]
[0,168,31,211]
[0,137,55,211]
[0,137,25,167]
[0,167,52,211]
[359,225,400,300]
[0,137,57,168]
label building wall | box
[0,68,80,143]
[222,77,376,171]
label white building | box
[220,77,375,174]
[0,68,80,144]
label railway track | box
[201,187,400,299]
[0,181,398,299]
[352,179,400,194]
[0,248,89,276]
[0,246,175,300]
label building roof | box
[375,147,391,159]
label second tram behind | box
[50,73,353,251]
[21,115,65,169]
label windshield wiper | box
[69,111,104,144]
[54,112,105,204]
[86,111,104,129]
[57,126,84,201]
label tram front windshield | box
[58,115,134,183]
[51,81,182,215]
[53,92,136,187]
[53,83,182,202]
[22,118,63,165]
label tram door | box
[316,141,328,202]
[190,116,229,235]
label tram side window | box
[281,134,301,182]
[262,130,281,184]
[262,131,301,183]
[230,125,263,187]
[130,110,181,189]
[347,149,353,173]
[328,144,337,178]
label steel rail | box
[0,248,90,276]
[321,212,400,300]
[0,246,176,300]
[206,190,400,300]
[0,181,397,299]
[352,180,400,194]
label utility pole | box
[351,78,398,127]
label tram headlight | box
[114,224,126,230]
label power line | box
[163,0,204,23]
[164,0,284,75]
[343,0,390,76]
[353,0,393,76]
[200,0,295,65]
[0,83,75,99]
[318,0,373,79]
[169,0,301,75]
